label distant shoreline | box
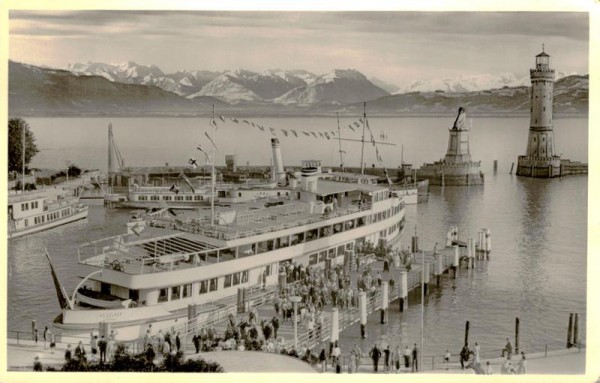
[8,112,589,119]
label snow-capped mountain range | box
[65,61,581,107]
[398,71,577,94]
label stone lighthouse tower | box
[516,46,561,177]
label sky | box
[8,10,589,88]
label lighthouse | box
[516,46,562,177]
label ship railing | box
[149,201,374,241]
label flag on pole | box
[291,129,298,137]
[188,158,199,169]
[219,115,226,122]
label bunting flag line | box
[311,132,317,138]
[204,131,218,149]
[281,129,289,137]
[291,130,298,137]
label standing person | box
[143,329,152,349]
[501,337,513,358]
[383,345,391,372]
[319,347,327,372]
[517,352,527,374]
[393,346,401,373]
[460,343,471,369]
[107,331,117,362]
[444,349,451,370]
[65,344,73,362]
[369,343,381,372]
[403,345,411,369]
[33,355,43,371]
[354,344,362,371]
[175,332,181,353]
[271,316,280,339]
[474,341,481,364]
[162,338,171,356]
[348,350,356,373]
[48,329,56,354]
[90,334,98,362]
[43,326,48,343]
[500,356,512,374]
[411,343,419,372]
[75,341,86,362]
[98,335,107,363]
[332,342,341,368]
[485,361,494,375]
[192,333,201,353]
[145,343,156,365]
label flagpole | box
[360,102,366,174]
[211,104,216,227]
[22,123,26,192]
[336,112,344,172]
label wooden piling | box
[567,313,574,348]
[515,317,520,353]
[464,321,470,346]
[573,313,579,347]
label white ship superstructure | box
[51,160,405,341]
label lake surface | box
[8,116,588,362]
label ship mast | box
[210,104,216,226]
[336,112,345,172]
[21,122,26,192]
[360,102,367,174]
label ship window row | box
[307,242,353,266]
[138,195,203,201]
[20,201,39,211]
[224,270,249,288]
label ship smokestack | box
[271,138,286,186]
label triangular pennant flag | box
[303,131,310,137]
[270,127,276,136]
[311,132,317,138]
[243,120,250,125]
[324,132,330,140]
[353,122,360,127]
[349,125,355,132]
[197,144,205,153]
[251,122,256,127]
[231,117,239,123]
[291,130,298,137]
[281,129,289,137]
[210,119,217,129]
[330,131,336,136]
[258,125,265,131]
[220,115,226,122]
[318,132,324,138]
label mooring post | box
[422,261,430,296]
[380,281,388,324]
[359,290,367,339]
[31,320,36,342]
[399,271,408,312]
[567,313,574,348]
[573,313,579,347]
[453,245,459,278]
[515,317,520,354]
[464,321,470,346]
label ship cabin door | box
[101,282,112,295]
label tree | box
[8,118,39,173]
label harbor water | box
[8,116,587,359]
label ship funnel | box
[271,138,286,186]
[301,166,318,192]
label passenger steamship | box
[49,141,406,342]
